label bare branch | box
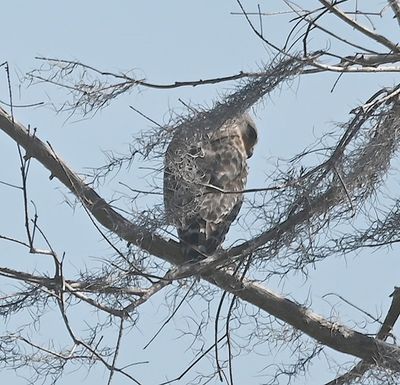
[319,0,400,53]
[325,287,400,385]
[389,0,400,27]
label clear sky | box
[1,1,399,385]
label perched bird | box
[163,113,258,260]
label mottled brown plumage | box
[164,113,258,259]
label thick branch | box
[0,106,179,263]
[325,287,400,385]
[389,0,400,27]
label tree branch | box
[325,287,400,385]
[389,0,400,27]
[319,0,400,53]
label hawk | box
[163,113,258,260]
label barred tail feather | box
[177,220,228,261]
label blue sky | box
[1,1,400,385]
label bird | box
[163,113,258,260]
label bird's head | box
[242,114,258,158]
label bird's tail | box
[177,222,224,261]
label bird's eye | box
[246,123,258,145]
